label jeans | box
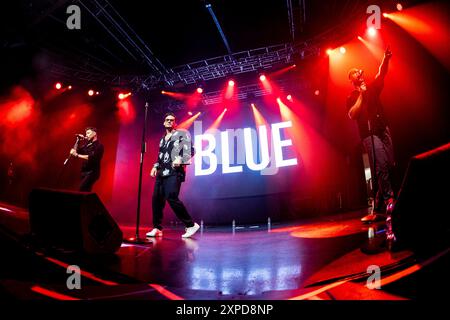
[362,127,395,210]
[152,175,194,230]
[79,173,99,192]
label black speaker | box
[29,188,123,254]
[391,143,450,255]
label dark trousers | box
[79,173,98,192]
[362,127,395,210]
[152,175,193,230]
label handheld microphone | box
[75,134,86,139]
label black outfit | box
[152,129,194,230]
[347,76,395,211]
[77,140,104,192]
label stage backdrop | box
[108,87,364,227]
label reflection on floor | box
[0,202,448,300]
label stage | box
[1,1,450,305]
[1,202,447,300]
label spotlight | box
[188,111,193,116]
[196,87,203,94]
[68,85,72,90]
[358,36,364,41]
[367,27,377,37]
[228,80,235,87]
[88,90,94,96]
[55,82,62,90]
[259,75,266,81]
[287,94,293,101]
[314,90,320,96]
[339,47,346,54]
[95,91,100,95]
[326,48,333,55]
[161,90,166,94]
[118,92,132,100]
[396,3,403,11]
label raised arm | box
[375,46,392,80]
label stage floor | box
[0,202,448,300]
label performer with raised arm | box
[347,47,395,218]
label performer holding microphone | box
[69,127,104,192]
[347,47,395,217]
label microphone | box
[75,134,86,139]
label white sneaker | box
[146,228,163,237]
[182,223,200,238]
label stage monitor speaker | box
[391,142,450,255]
[29,188,123,254]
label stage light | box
[96,91,100,95]
[196,87,203,94]
[339,47,346,54]
[55,83,62,90]
[88,90,94,96]
[188,111,193,116]
[161,90,166,94]
[259,75,266,81]
[118,92,132,100]
[396,3,403,11]
[68,85,72,90]
[358,35,364,41]
[292,64,296,67]
[326,48,333,55]
[228,80,235,87]
[314,90,320,96]
[287,94,293,101]
[367,27,377,37]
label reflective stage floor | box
[0,202,448,300]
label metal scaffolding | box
[50,40,320,90]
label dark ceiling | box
[0,0,429,91]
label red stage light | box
[397,3,403,11]
[357,35,364,41]
[118,92,131,100]
[314,90,320,96]
[259,75,266,81]
[161,90,166,94]
[68,85,72,90]
[95,91,100,95]
[326,48,333,55]
[55,83,62,90]
[196,87,203,94]
[88,90,94,96]
[228,80,235,87]
[188,111,193,116]
[339,47,346,54]
[367,27,377,37]
[287,94,293,101]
